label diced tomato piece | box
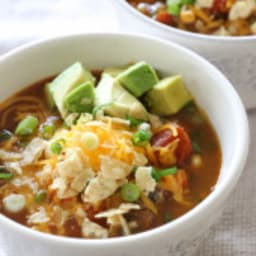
[83,203,107,227]
[176,127,192,164]
[213,0,227,13]
[155,10,174,25]
[151,129,174,147]
[151,125,192,165]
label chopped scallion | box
[15,116,39,136]
[167,3,181,16]
[50,139,65,155]
[151,167,177,182]
[121,183,141,202]
[3,194,25,213]
[81,132,99,150]
[34,190,48,203]
[127,116,144,127]
[167,0,195,16]
[0,172,14,180]
[41,124,56,140]
[181,0,195,4]
[132,130,152,147]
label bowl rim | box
[115,0,256,43]
[0,32,249,248]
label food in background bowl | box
[127,0,256,36]
[0,61,221,238]
[113,1,256,109]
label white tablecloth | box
[0,0,255,255]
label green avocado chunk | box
[145,75,192,116]
[95,74,148,120]
[117,61,159,97]
[64,81,95,113]
[47,62,95,118]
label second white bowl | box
[112,0,256,109]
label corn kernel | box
[3,194,26,213]
[180,10,196,24]
[191,154,203,168]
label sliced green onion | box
[34,190,48,203]
[167,0,194,16]
[167,3,181,16]
[127,116,144,128]
[0,172,14,180]
[15,116,39,136]
[132,130,152,147]
[0,129,12,142]
[121,183,141,202]
[3,194,26,213]
[138,122,151,132]
[92,102,113,119]
[167,0,182,16]
[192,141,201,153]
[41,124,56,140]
[151,167,177,182]
[181,0,195,4]
[50,142,62,154]
[50,139,65,155]
[81,132,99,150]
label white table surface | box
[0,0,255,255]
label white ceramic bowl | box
[112,0,256,109]
[0,33,249,256]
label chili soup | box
[0,61,221,239]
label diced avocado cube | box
[145,75,192,116]
[117,61,159,97]
[47,62,95,118]
[95,74,148,120]
[64,81,95,113]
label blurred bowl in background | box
[112,0,256,109]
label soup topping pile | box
[0,61,221,238]
[127,0,256,36]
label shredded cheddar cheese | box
[45,118,146,172]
